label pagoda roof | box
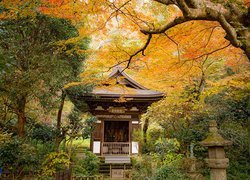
[89,66,164,99]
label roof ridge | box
[108,66,148,90]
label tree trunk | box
[55,90,66,151]
[194,72,206,101]
[143,118,149,144]
[17,95,27,137]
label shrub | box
[0,137,40,178]
[131,155,155,179]
[72,150,100,176]
[29,123,56,142]
[40,152,70,177]
[153,165,188,180]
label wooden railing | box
[102,142,130,155]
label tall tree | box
[0,13,88,137]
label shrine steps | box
[104,156,131,164]
[99,157,132,177]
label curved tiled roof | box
[90,66,164,99]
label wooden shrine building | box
[70,66,164,163]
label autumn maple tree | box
[1,0,249,136]
[139,0,250,59]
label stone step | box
[105,156,131,164]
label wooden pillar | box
[101,120,104,155]
[129,120,132,155]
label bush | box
[131,155,155,179]
[0,135,59,178]
[72,150,100,176]
[29,123,56,142]
[131,138,187,180]
[0,137,39,178]
[153,165,188,180]
[40,152,70,177]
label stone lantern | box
[201,120,232,180]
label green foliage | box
[0,138,39,177]
[154,138,181,162]
[0,130,12,145]
[82,116,97,139]
[143,74,249,178]
[29,139,55,161]
[67,108,84,137]
[142,124,163,153]
[72,150,100,176]
[131,154,186,180]
[143,97,205,156]
[0,12,89,136]
[29,123,56,142]
[66,83,95,111]
[0,137,22,168]
[0,12,92,177]
[40,151,70,177]
[131,155,155,179]
[205,91,249,123]
[66,107,97,139]
[131,138,187,180]
[143,97,203,135]
[0,133,58,178]
[153,166,188,180]
[0,13,84,98]
[204,88,249,177]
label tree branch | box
[218,13,242,47]
[144,0,242,47]
[186,43,231,62]
[204,25,219,47]
[154,0,177,5]
[141,17,189,34]
[114,34,152,70]
[164,32,181,62]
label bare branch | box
[113,34,152,70]
[110,2,153,29]
[204,25,220,48]
[164,32,181,62]
[91,1,132,33]
[141,17,188,34]
[176,43,231,69]
[191,43,231,61]
[124,34,152,69]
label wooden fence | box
[71,175,104,180]
[55,169,71,180]
[1,169,105,180]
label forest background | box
[0,0,249,179]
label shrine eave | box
[91,90,164,98]
[70,92,164,104]
[78,94,163,101]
